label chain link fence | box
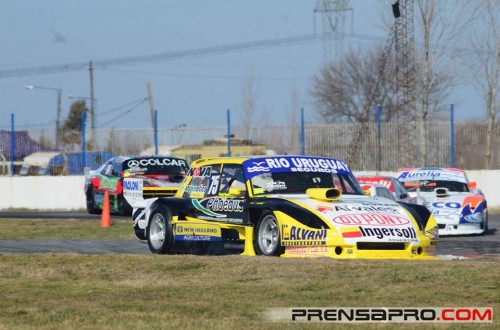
[1,120,498,175]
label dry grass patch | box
[0,254,498,329]
[0,219,133,239]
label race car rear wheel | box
[86,186,102,215]
[147,204,174,254]
[254,211,284,256]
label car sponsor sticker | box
[243,156,352,180]
[285,246,330,257]
[397,169,467,183]
[340,226,418,242]
[331,213,410,226]
[123,178,144,206]
[126,158,187,168]
[174,223,221,241]
[281,225,328,246]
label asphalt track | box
[0,212,498,258]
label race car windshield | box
[251,171,363,196]
[404,180,469,193]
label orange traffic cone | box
[101,190,111,228]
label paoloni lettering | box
[123,180,140,190]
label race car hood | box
[410,191,485,223]
[281,194,422,244]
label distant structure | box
[141,136,272,164]
[388,0,417,164]
[392,0,416,118]
[313,0,353,62]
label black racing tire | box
[133,209,147,241]
[119,194,133,216]
[147,204,174,254]
[86,186,102,215]
[481,211,489,236]
[253,211,284,256]
[134,225,147,241]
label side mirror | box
[399,193,408,199]
[468,181,477,190]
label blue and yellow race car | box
[124,156,438,259]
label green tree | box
[62,100,88,145]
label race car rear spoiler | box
[123,178,178,208]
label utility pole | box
[88,60,95,145]
[146,81,155,130]
[56,88,62,150]
[24,84,63,150]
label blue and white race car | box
[397,167,488,236]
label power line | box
[0,32,476,79]
[97,98,148,127]
[0,34,323,79]
[98,97,147,116]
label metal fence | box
[1,120,498,175]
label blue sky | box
[0,0,485,131]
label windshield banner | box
[397,168,467,183]
[243,156,352,180]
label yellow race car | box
[124,156,438,259]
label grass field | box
[0,219,133,239]
[0,219,498,329]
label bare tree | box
[239,74,261,140]
[465,0,500,169]
[413,0,479,165]
[287,84,301,153]
[312,46,398,124]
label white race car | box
[396,167,488,236]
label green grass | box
[0,219,499,329]
[0,219,133,239]
[0,255,498,329]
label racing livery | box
[85,155,188,215]
[396,167,488,236]
[124,156,438,259]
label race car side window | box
[100,159,113,176]
[219,164,246,197]
[111,160,121,176]
[103,164,113,176]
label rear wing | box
[123,178,179,208]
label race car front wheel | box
[254,211,284,256]
[147,204,174,254]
